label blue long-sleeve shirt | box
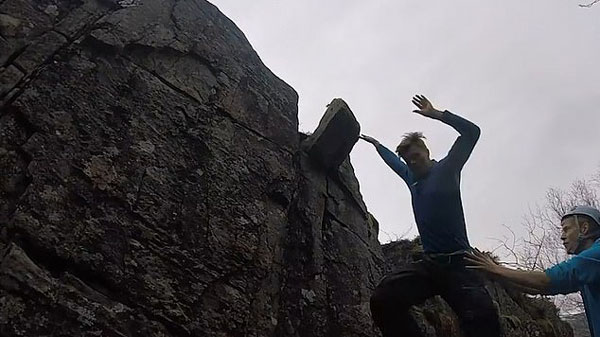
[375,111,481,253]
[545,239,600,337]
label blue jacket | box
[545,239,600,337]
[375,111,480,253]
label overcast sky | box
[210,0,600,252]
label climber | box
[466,205,600,337]
[360,95,500,337]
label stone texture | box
[12,30,67,73]
[0,0,573,336]
[277,148,383,337]
[0,66,23,98]
[0,13,23,37]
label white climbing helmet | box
[562,205,600,227]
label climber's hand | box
[412,95,444,120]
[359,134,380,146]
[464,248,499,273]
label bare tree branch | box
[489,224,520,265]
[579,0,600,7]
[380,224,414,242]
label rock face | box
[0,0,382,336]
[0,0,572,336]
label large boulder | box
[0,0,382,335]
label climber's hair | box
[395,132,427,156]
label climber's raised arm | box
[412,95,480,170]
[360,134,412,184]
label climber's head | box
[396,132,433,178]
[560,205,600,254]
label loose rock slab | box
[304,98,360,171]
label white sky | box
[209,0,600,252]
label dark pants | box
[370,256,501,337]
